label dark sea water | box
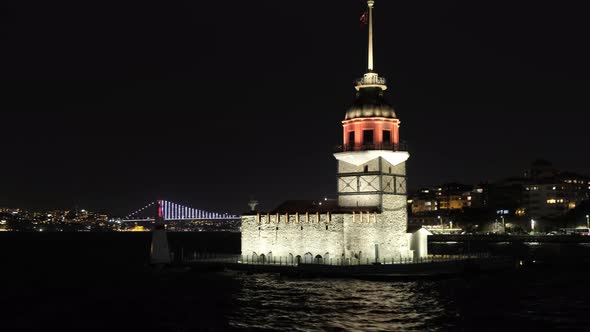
[1,232,590,331]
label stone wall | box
[338,158,382,173]
[338,156,406,175]
[241,213,344,263]
[338,195,381,208]
[381,158,406,175]
[241,203,413,263]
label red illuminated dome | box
[341,75,401,151]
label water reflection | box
[229,275,455,332]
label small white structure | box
[150,213,171,265]
[408,226,433,259]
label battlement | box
[248,210,386,225]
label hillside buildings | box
[408,160,590,230]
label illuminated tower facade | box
[240,0,416,264]
[334,0,409,211]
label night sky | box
[1,0,589,216]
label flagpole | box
[368,0,375,72]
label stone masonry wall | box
[338,158,381,173]
[241,201,412,263]
[241,213,344,263]
[338,195,381,208]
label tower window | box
[363,130,374,145]
[364,165,369,173]
[382,130,391,143]
[348,131,355,146]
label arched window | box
[252,252,258,263]
[314,255,323,264]
[259,254,266,264]
[324,253,330,264]
[304,252,313,264]
[295,255,302,265]
[289,253,294,265]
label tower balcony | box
[334,142,407,153]
[355,75,386,86]
[355,73,387,91]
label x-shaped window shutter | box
[396,176,407,194]
[383,176,393,192]
[339,177,356,192]
[360,176,379,191]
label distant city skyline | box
[2,0,589,215]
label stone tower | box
[334,0,410,212]
[240,0,415,264]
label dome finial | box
[368,0,375,72]
[355,0,386,91]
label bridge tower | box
[334,0,410,211]
[150,200,171,266]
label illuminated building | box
[409,183,482,215]
[488,161,590,219]
[524,180,588,218]
[241,0,426,263]
[438,194,466,210]
[520,161,589,219]
[410,198,438,215]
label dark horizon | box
[1,0,589,216]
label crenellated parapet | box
[252,211,332,225]
[243,207,403,227]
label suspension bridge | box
[122,200,240,223]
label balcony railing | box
[355,76,386,86]
[334,142,408,153]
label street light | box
[586,215,589,229]
[531,219,536,233]
[501,215,506,232]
